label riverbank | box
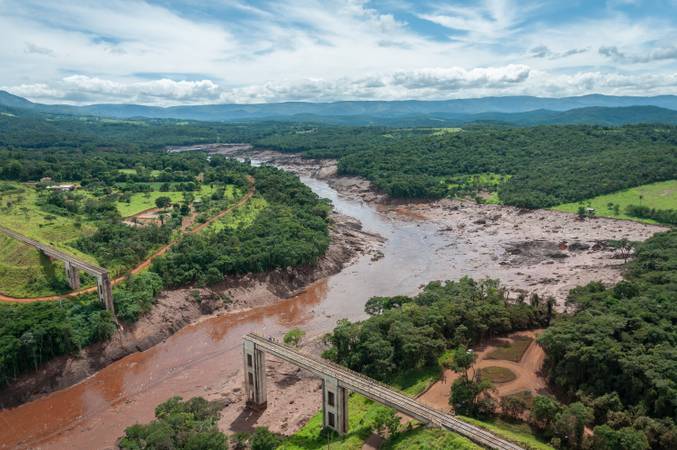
[235,148,667,308]
[0,212,380,409]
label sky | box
[2,0,677,105]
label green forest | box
[258,124,676,209]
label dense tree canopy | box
[323,278,549,380]
[259,124,677,207]
[151,165,330,286]
[539,230,677,449]
[119,396,228,450]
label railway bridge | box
[243,333,524,450]
[0,225,114,313]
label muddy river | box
[0,169,659,449]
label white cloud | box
[7,65,677,105]
[599,45,677,63]
[62,76,222,102]
[529,46,587,60]
[390,65,531,90]
[24,42,54,56]
[1,0,676,104]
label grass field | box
[487,336,533,362]
[0,180,243,297]
[553,179,677,224]
[383,428,481,450]
[459,416,553,450]
[0,235,74,297]
[117,168,163,177]
[208,195,267,232]
[0,183,97,263]
[116,184,230,217]
[480,366,517,384]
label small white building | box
[46,184,78,192]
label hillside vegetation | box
[259,124,677,208]
[0,115,331,390]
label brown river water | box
[0,174,509,449]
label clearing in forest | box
[553,179,676,223]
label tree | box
[250,427,279,450]
[553,402,593,450]
[577,206,586,220]
[590,393,623,425]
[155,196,171,208]
[372,408,400,438]
[450,376,495,418]
[530,395,561,434]
[500,395,528,420]
[283,328,305,347]
[593,425,649,450]
[119,396,228,450]
[451,346,476,380]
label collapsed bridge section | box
[0,225,114,313]
[243,333,524,450]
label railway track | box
[246,333,524,450]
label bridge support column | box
[322,376,348,435]
[243,340,267,409]
[64,261,80,290]
[96,273,115,314]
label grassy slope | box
[208,195,267,232]
[0,235,73,297]
[279,361,553,450]
[0,183,97,262]
[280,368,552,450]
[459,416,553,450]
[553,179,676,223]
[0,180,243,296]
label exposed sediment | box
[237,148,666,307]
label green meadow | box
[553,179,676,224]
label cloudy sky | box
[2,0,677,105]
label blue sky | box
[2,0,677,104]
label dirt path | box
[0,176,255,303]
[418,330,547,412]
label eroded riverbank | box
[0,149,666,449]
[0,211,377,431]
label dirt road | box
[418,330,547,412]
[0,176,255,303]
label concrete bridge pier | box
[64,261,81,290]
[96,273,114,314]
[322,375,349,435]
[243,340,267,409]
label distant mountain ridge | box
[1,90,677,125]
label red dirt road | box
[0,177,255,304]
[417,330,547,412]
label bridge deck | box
[0,225,106,276]
[245,333,523,450]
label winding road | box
[0,176,255,304]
